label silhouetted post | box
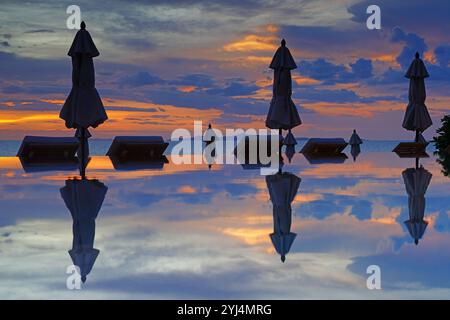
[80,128,86,178]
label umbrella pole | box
[80,128,86,179]
[415,130,419,143]
[279,128,283,158]
[416,157,419,169]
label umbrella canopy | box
[61,178,108,282]
[266,171,301,262]
[402,166,432,245]
[265,39,302,132]
[349,129,362,146]
[402,52,432,135]
[60,21,108,130]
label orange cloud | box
[1,101,15,107]
[0,112,59,124]
[178,185,197,194]
[302,100,405,118]
[222,227,272,245]
[0,98,225,138]
[177,86,197,93]
[223,35,277,52]
[244,56,272,64]
[374,54,397,63]
[266,24,279,33]
[40,99,65,105]
[292,74,321,86]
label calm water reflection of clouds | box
[1,148,450,299]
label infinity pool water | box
[1,145,449,299]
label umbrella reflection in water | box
[266,169,301,262]
[60,161,108,283]
[402,158,432,245]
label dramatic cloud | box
[117,71,164,88]
[0,0,449,140]
[434,45,450,67]
[390,27,428,69]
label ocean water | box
[0,140,448,299]
[0,138,431,157]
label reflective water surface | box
[1,146,450,299]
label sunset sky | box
[1,0,449,140]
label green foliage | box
[433,115,450,177]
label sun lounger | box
[16,136,79,172]
[300,138,348,155]
[17,136,79,161]
[106,136,169,160]
[393,142,429,158]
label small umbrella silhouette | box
[349,130,362,162]
[203,124,216,170]
[402,162,432,245]
[60,21,108,175]
[60,178,108,283]
[265,39,301,151]
[349,129,362,146]
[402,52,432,142]
[266,171,301,262]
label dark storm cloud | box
[206,78,259,97]
[117,71,164,88]
[170,73,216,88]
[390,27,428,69]
[123,0,289,16]
[434,45,450,67]
[350,58,373,79]
[348,0,450,34]
[281,25,387,56]
[299,58,351,83]
[90,264,264,299]
[298,57,371,84]
[348,242,450,290]
[0,51,68,81]
[24,29,55,34]
[2,85,69,95]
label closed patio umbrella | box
[349,129,362,146]
[266,39,301,151]
[203,124,216,170]
[402,52,432,142]
[61,178,108,283]
[266,171,301,262]
[60,21,108,176]
[402,163,432,245]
